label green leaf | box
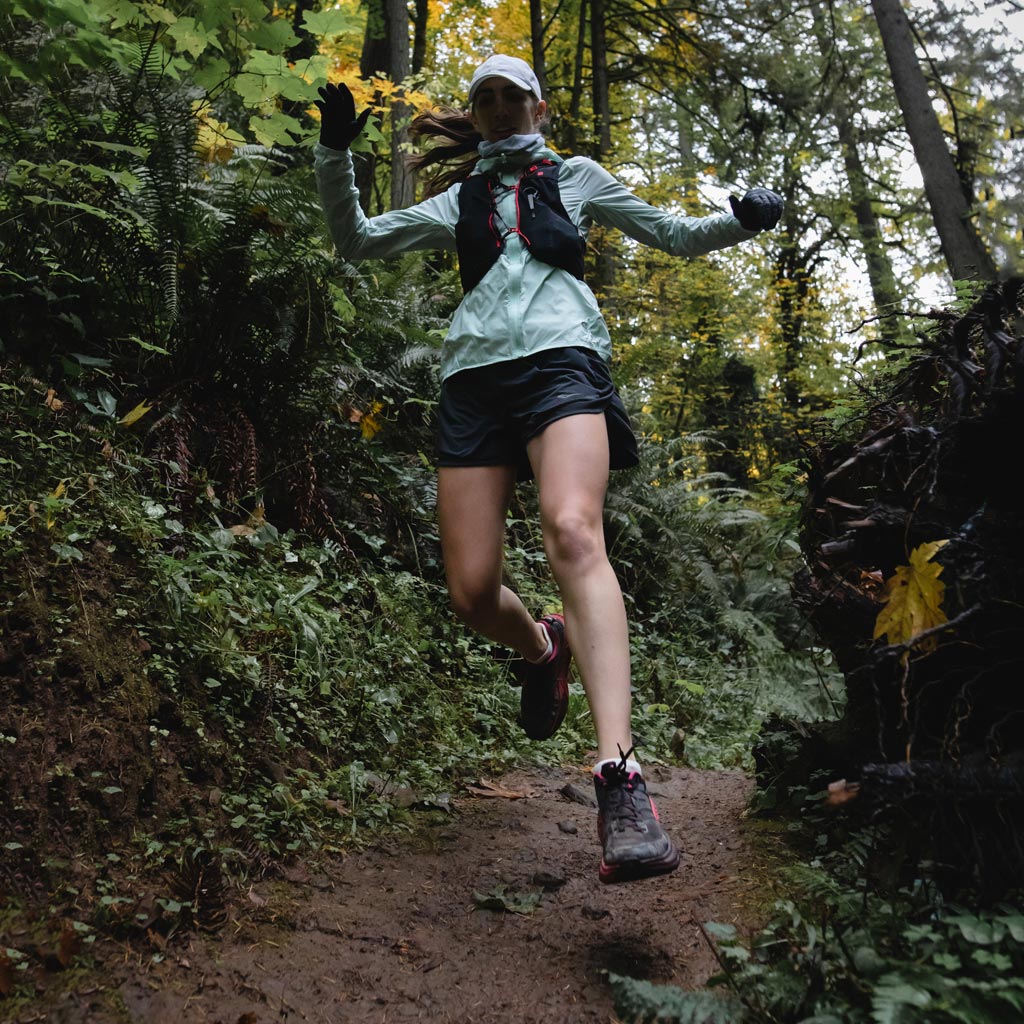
[245,17,299,51]
[51,543,84,561]
[248,111,303,148]
[871,974,933,1024]
[193,56,232,95]
[472,884,542,915]
[166,16,221,59]
[138,2,177,25]
[608,973,743,1024]
[82,139,150,158]
[94,0,144,30]
[945,914,1004,945]
[302,8,360,36]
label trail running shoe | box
[594,750,680,884]
[515,613,571,740]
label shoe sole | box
[520,614,571,740]
[598,846,680,884]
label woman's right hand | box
[315,82,373,151]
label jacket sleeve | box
[564,156,759,258]
[314,143,459,259]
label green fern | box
[607,973,745,1024]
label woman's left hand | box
[729,188,784,231]
[315,82,373,151]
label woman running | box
[315,53,782,883]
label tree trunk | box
[566,0,588,152]
[529,0,548,100]
[358,0,413,211]
[811,4,906,340]
[386,0,414,210]
[869,0,996,283]
[411,0,428,75]
[356,0,388,212]
[590,0,611,157]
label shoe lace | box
[604,745,644,832]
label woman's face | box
[470,76,546,142]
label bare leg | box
[437,465,548,661]
[527,414,633,762]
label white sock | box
[594,756,643,778]
[526,621,554,664]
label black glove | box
[315,82,373,151]
[729,187,784,231]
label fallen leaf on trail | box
[0,951,14,996]
[465,779,536,799]
[473,885,542,915]
[56,920,80,968]
[323,797,348,816]
[247,886,267,907]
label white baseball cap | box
[468,54,542,105]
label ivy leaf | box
[873,540,949,650]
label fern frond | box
[607,973,745,1024]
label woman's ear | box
[534,99,548,126]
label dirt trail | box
[31,764,754,1024]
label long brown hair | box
[407,108,482,197]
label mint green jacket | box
[315,142,757,381]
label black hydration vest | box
[455,159,586,293]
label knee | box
[544,511,604,573]
[447,579,498,629]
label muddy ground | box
[5,763,755,1024]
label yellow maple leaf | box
[119,400,153,426]
[360,401,385,440]
[193,103,245,163]
[873,541,949,651]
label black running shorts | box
[436,346,639,482]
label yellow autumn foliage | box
[873,540,949,651]
[193,104,245,163]
[119,400,154,427]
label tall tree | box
[358,0,413,211]
[529,0,548,100]
[566,0,589,152]
[811,3,906,340]
[590,0,611,156]
[411,0,428,75]
[869,0,997,282]
[386,0,414,209]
